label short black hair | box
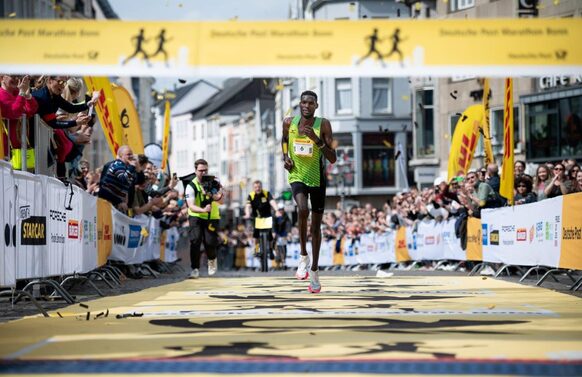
[301,90,318,102]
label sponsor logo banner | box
[68,220,79,239]
[559,193,582,270]
[21,216,46,246]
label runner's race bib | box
[293,138,313,157]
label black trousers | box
[188,216,219,269]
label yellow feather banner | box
[447,104,484,181]
[161,100,170,170]
[111,84,144,155]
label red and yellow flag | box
[447,104,484,181]
[161,100,171,170]
[111,84,144,155]
[500,78,514,205]
[84,77,124,157]
[481,78,494,165]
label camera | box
[200,175,221,196]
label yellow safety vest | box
[187,178,220,220]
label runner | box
[281,90,337,293]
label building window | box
[415,89,434,157]
[362,132,395,188]
[526,96,582,161]
[325,133,354,188]
[490,106,521,155]
[372,78,392,114]
[450,0,475,12]
[335,78,352,114]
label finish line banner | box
[0,19,581,77]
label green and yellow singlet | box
[288,115,324,187]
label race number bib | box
[293,139,313,157]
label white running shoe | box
[208,259,218,276]
[480,265,495,276]
[189,268,199,279]
[308,270,321,293]
[296,255,310,280]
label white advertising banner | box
[415,220,446,261]
[162,227,179,263]
[285,242,301,268]
[14,171,46,280]
[342,237,359,266]
[0,161,16,287]
[375,232,396,264]
[78,187,98,273]
[481,196,563,267]
[144,217,161,262]
[319,240,334,267]
[442,218,465,261]
[110,209,149,265]
[42,176,83,276]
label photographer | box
[185,159,224,279]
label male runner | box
[282,90,336,293]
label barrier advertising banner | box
[482,196,563,267]
[441,219,465,261]
[395,227,411,262]
[110,210,150,265]
[78,186,98,273]
[162,227,180,263]
[0,161,16,287]
[559,193,582,270]
[466,217,483,261]
[96,198,112,267]
[14,171,46,280]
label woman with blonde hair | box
[533,164,552,201]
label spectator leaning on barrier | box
[98,145,137,214]
[514,175,537,205]
[0,74,38,162]
[32,75,98,178]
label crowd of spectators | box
[2,74,580,272]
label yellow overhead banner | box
[1,19,581,76]
[84,77,124,157]
[111,84,144,155]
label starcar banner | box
[481,196,563,267]
[14,171,46,279]
[111,84,144,155]
[0,161,16,287]
[1,19,581,77]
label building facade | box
[410,0,582,186]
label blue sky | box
[108,0,290,21]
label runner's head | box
[300,90,318,119]
[253,180,263,194]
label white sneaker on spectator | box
[189,269,199,279]
[296,255,310,280]
[480,265,495,276]
[208,259,217,276]
[308,270,321,293]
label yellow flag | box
[84,77,124,157]
[500,78,514,205]
[111,84,144,154]
[161,100,170,170]
[481,78,494,165]
[447,104,484,181]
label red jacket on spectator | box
[0,86,38,151]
